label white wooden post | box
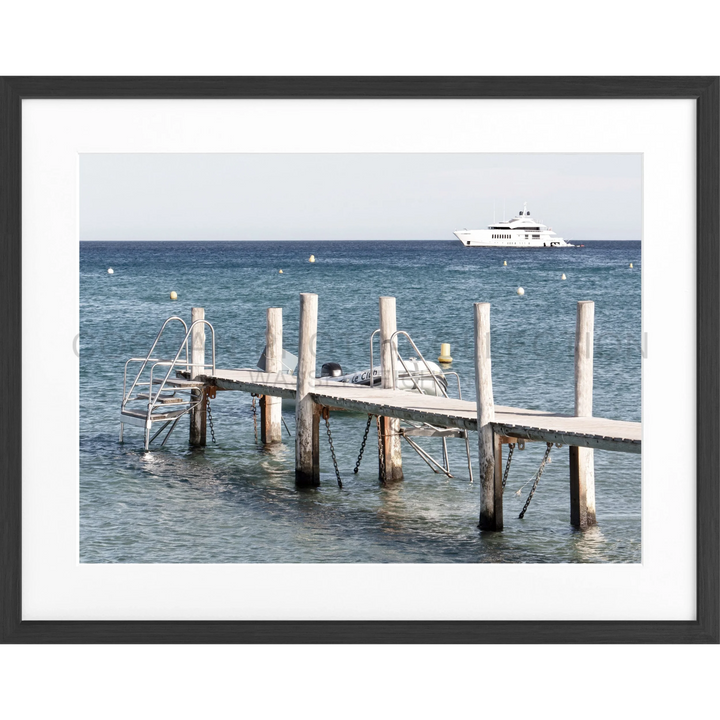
[570,300,597,528]
[379,296,403,482]
[295,293,320,486]
[474,302,502,530]
[189,307,207,447]
[261,307,283,444]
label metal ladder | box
[120,316,216,451]
[368,329,474,481]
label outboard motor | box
[320,362,343,378]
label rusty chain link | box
[322,408,342,488]
[354,415,374,474]
[250,394,258,443]
[502,442,515,490]
[518,442,553,519]
[376,416,387,485]
[206,395,217,444]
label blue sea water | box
[80,240,641,563]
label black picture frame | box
[1,76,717,644]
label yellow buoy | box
[279,269,283,274]
[107,268,114,274]
[503,260,507,266]
[170,291,177,300]
[629,263,634,268]
[561,273,566,280]
[438,343,453,364]
[516,287,525,296]
[309,255,316,263]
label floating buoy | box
[561,273,566,280]
[629,263,634,268]
[438,343,453,364]
[516,287,525,296]
[309,255,316,263]
[279,269,283,274]
[503,260,507,266]
[170,291,177,300]
[107,268,114,274]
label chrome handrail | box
[122,317,189,407]
[393,351,427,395]
[435,369,473,482]
[376,330,473,483]
[442,371,463,400]
[123,357,161,402]
[146,320,216,422]
[389,330,448,398]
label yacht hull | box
[454,231,574,248]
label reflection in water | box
[570,525,609,563]
[376,481,410,536]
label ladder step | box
[153,377,205,388]
[121,407,190,427]
[401,427,466,438]
[122,408,189,420]
[135,393,189,404]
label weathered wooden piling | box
[474,302,502,530]
[295,293,320,486]
[189,307,207,447]
[570,300,597,528]
[379,296,403,482]
[261,307,283,444]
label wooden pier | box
[195,368,640,454]
[171,293,641,533]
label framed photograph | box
[1,77,717,643]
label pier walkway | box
[188,368,641,454]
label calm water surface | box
[80,240,641,563]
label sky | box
[80,153,642,241]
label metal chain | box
[322,408,343,488]
[206,395,217,444]
[354,415,374,473]
[502,443,515,489]
[251,394,258,443]
[518,442,553,519]
[377,416,387,485]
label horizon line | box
[79,238,643,243]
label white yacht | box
[454,203,575,248]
